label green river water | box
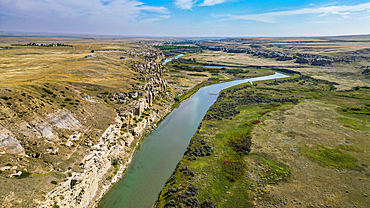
[98,72,289,208]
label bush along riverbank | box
[156,74,370,208]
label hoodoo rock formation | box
[41,48,171,208]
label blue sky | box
[0,0,370,37]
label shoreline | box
[95,71,285,208]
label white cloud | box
[222,2,370,23]
[175,0,198,9]
[175,0,228,9]
[0,0,169,25]
[139,15,171,24]
[199,0,227,7]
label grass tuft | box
[300,145,363,171]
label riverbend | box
[98,72,289,208]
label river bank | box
[98,72,289,208]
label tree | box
[91,50,94,53]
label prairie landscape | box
[156,36,370,208]
[1,19,370,208]
[0,36,279,207]
[2,0,370,207]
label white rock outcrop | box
[0,126,25,155]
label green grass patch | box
[300,145,363,171]
[337,116,370,131]
[252,154,291,184]
[338,144,358,152]
[14,170,31,179]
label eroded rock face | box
[47,110,82,130]
[295,57,311,64]
[41,47,170,208]
[31,119,60,142]
[19,122,42,139]
[198,42,352,65]
[0,126,25,155]
[41,105,170,208]
[311,58,333,66]
[28,110,82,142]
[134,62,166,75]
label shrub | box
[51,181,58,185]
[42,88,53,94]
[1,96,11,100]
[111,157,119,166]
[64,98,72,102]
[252,120,261,124]
[174,95,180,102]
[228,134,252,155]
[201,199,217,208]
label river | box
[98,55,289,208]
[162,54,184,65]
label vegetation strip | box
[157,74,370,207]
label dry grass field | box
[0,37,179,207]
[1,34,370,207]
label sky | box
[0,0,370,37]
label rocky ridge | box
[40,48,172,208]
[197,43,356,66]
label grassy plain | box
[157,75,370,207]
[157,36,370,208]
